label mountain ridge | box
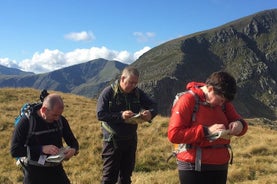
[0,65,34,76]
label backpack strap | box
[25,114,35,165]
[180,144,232,171]
[187,90,199,122]
[172,90,200,122]
[24,104,40,162]
[25,115,35,146]
[101,121,118,149]
[24,103,42,146]
[109,81,120,111]
[57,117,63,136]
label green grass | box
[0,88,276,184]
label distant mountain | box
[0,58,127,98]
[0,65,34,76]
[132,9,277,119]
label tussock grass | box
[0,88,276,184]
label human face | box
[206,88,226,107]
[44,106,63,123]
[120,75,138,93]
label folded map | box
[46,147,70,163]
[206,130,231,141]
[125,113,145,124]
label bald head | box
[43,94,64,111]
[40,94,64,122]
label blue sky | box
[0,0,276,73]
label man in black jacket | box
[11,94,79,184]
[97,66,157,184]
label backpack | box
[166,90,200,162]
[14,89,49,147]
[166,90,228,163]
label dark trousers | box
[178,169,228,184]
[23,164,70,184]
[101,137,137,184]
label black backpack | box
[14,89,49,147]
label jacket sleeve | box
[168,93,205,144]
[10,117,28,158]
[138,89,158,120]
[61,117,79,152]
[96,86,123,123]
[225,102,248,136]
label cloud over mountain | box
[0,46,150,74]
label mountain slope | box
[132,9,277,119]
[0,65,34,76]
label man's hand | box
[63,148,77,160]
[121,110,135,120]
[140,110,152,122]
[42,145,59,155]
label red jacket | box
[168,82,248,165]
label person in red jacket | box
[168,71,248,184]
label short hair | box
[122,66,140,78]
[43,94,64,110]
[205,71,237,101]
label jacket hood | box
[186,82,206,102]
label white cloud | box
[64,47,133,65]
[19,49,66,73]
[134,46,151,60]
[64,31,95,42]
[3,46,151,74]
[133,32,156,42]
[114,50,131,63]
[0,58,19,68]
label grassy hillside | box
[0,88,276,184]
